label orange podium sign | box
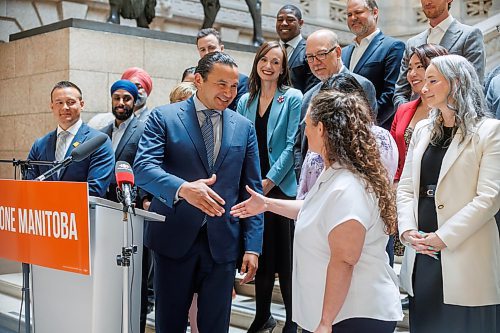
[0,179,90,275]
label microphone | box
[35,134,108,181]
[115,161,135,209]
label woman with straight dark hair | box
[237,41,302,333]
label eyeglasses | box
[305,46,337,63]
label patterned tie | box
[55,130,70,178]
[201,109,218,170]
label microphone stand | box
[0,158,60,333]
[116,187,137,333]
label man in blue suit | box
[293,29,378,179]
[342,0,404,130]
[275,5,319,93]
[134,52,264,333]
[196,28,249,111]
[26,81,114,198]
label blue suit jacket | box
[134,97,264,263]
[342,31,405,129]
[288,38,320,94]
[102,116,146,203]
[237,87,302,197]
[26,123,115,198]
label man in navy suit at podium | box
[26,81,114,198]
[134,52,264,332]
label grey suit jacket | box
[293,67,377,179]
[393,19,485,109]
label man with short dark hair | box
[342,0,405,129]
[275,5,319,93]
[26,81,114,197]
[393,0,485,108]
[134,52,264,333]
[195,28,248,111]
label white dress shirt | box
[111,115,134,152]
[292,165,403,331]
[427,15,454,45]
[56,118,83,158]
[280,34,302,61]
[349,29,380,71]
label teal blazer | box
[237,87,302,197]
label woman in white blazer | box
[397,54,500,332]
[237,41,302,333]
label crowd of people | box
[24,0,499,332]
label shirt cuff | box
[245,251,259,257]
[174,182,187,204]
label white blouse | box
[292,165,403,331]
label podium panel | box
[31,197,163,333]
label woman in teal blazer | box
[237,41,302,333]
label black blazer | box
[342,31,405,130]
[102,116,146,203]
[288,38,320,94]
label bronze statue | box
[107,0,157,28]
[201,0,265,46]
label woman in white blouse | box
[231,90,403,333]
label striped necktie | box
[55,130,70,178]
[201,109,218,170]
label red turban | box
[121,67,153,96]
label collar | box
[57,118,82,136]
[280,34,302,49]
[194,95,223,115]
[134,105,147,117]
[353,28,380,46]
[113,114,134,130]
[429,14,454,31]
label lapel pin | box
[277,95,285,103]
[73,142,80,148]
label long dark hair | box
[247,41,291,106]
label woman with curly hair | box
[397,54,500,332]
[231,90,403,333]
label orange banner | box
[0,179,90,275]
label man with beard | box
[102,79,151,333]
[393,0,485,108]
[342,0,404,130]
[121,67,154,122]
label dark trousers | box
[152,227,236,333]
[302,318,396,333]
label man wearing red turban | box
[121,67,153,122]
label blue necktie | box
[201,109,218,171]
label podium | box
[30,196,163,333]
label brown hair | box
[409,43,449,69]
[247,41,291,106]
[309,90,397,235]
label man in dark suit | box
[26,81,114,198]
[342,0,404,130]
[275,5,319,93]
[134,52,264,333]
[393,0,485,109]
[101,79,151,333]
[293,29,377,179]
[195,28,249,111]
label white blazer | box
[397,118,500,306]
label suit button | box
[269,147,272,153]
[438,204,444,209]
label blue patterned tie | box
[201,109,217,171]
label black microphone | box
[35,134,108,181]
[115,161,135,209]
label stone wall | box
[0,21,255,180]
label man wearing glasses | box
[293,29,377,179]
